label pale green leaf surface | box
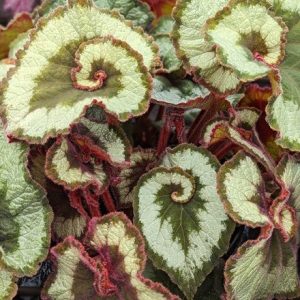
[8,32,29,59]
[206,1,286,81]
[87,213,179,300]
[134,144,233,299]
[225,231,299,300]
[152,76,210,107]
[231,108,260,129]
[172,0,240,93]
[218,152,270,227]
[0,127,52,275]
[43,238,101,300]
[267,21,300,151]
[1,3,157,143]
[0,62,14,81]
[0,266,16,300]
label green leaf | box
[276,154,300,242]
[134,144,234,300]
[225,231,300,300]
[266,21,300,151]
[172,0,240,94]
[231,108,260,129]
[43,213,179,299]
[155,35,182,73]
[42,237,101,300]
[0,127,52,276]
[28,146,87,240]
[202,120,275,172]
[0,265,17,300]
[270,199,296,242]
[151,16,174,36]
[206,0,287,81]
[1,1,158,143]
[0,61,14,82]
[0,12,33,60]
[8,32,29,59]
[45,137,108,192]
[36,0,154,29]
[217,151,271,227]
[152,76,210,108]
[94,0,154,29]
[71,106,132,167]
[115,148,157,207]
[267,0,300,26]
[86,213,179,299]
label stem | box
[173,108,186,143]
[213,140,235,160]
[157,108,172,155]
[187,96,219,144]
[83,188,101,218]
[102,188,116,212]
[69,190,90,220]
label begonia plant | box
[0,0,300,299]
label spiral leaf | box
[206,0,287,81]
[172,0,240,94]
[1,0,158,143]
[36,0,154,28]
[134,144,234,299]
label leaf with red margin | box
[202,119,275,173]
[28,146,87,240]
[152,76,210,108]
[115,148,157,208]
[45,137,109,192]
[42,236,103,300]
[0,12,33,59]
[217,151,271,228]
[71,106,132,167]
[42,213,179,300]
[225,228,300,300]
[86,212,179,299]
[276,154,300,243]
[269,199,297,242]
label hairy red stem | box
[102,189,116,212]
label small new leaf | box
[218,151,270,227]
[152,76,210,108]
